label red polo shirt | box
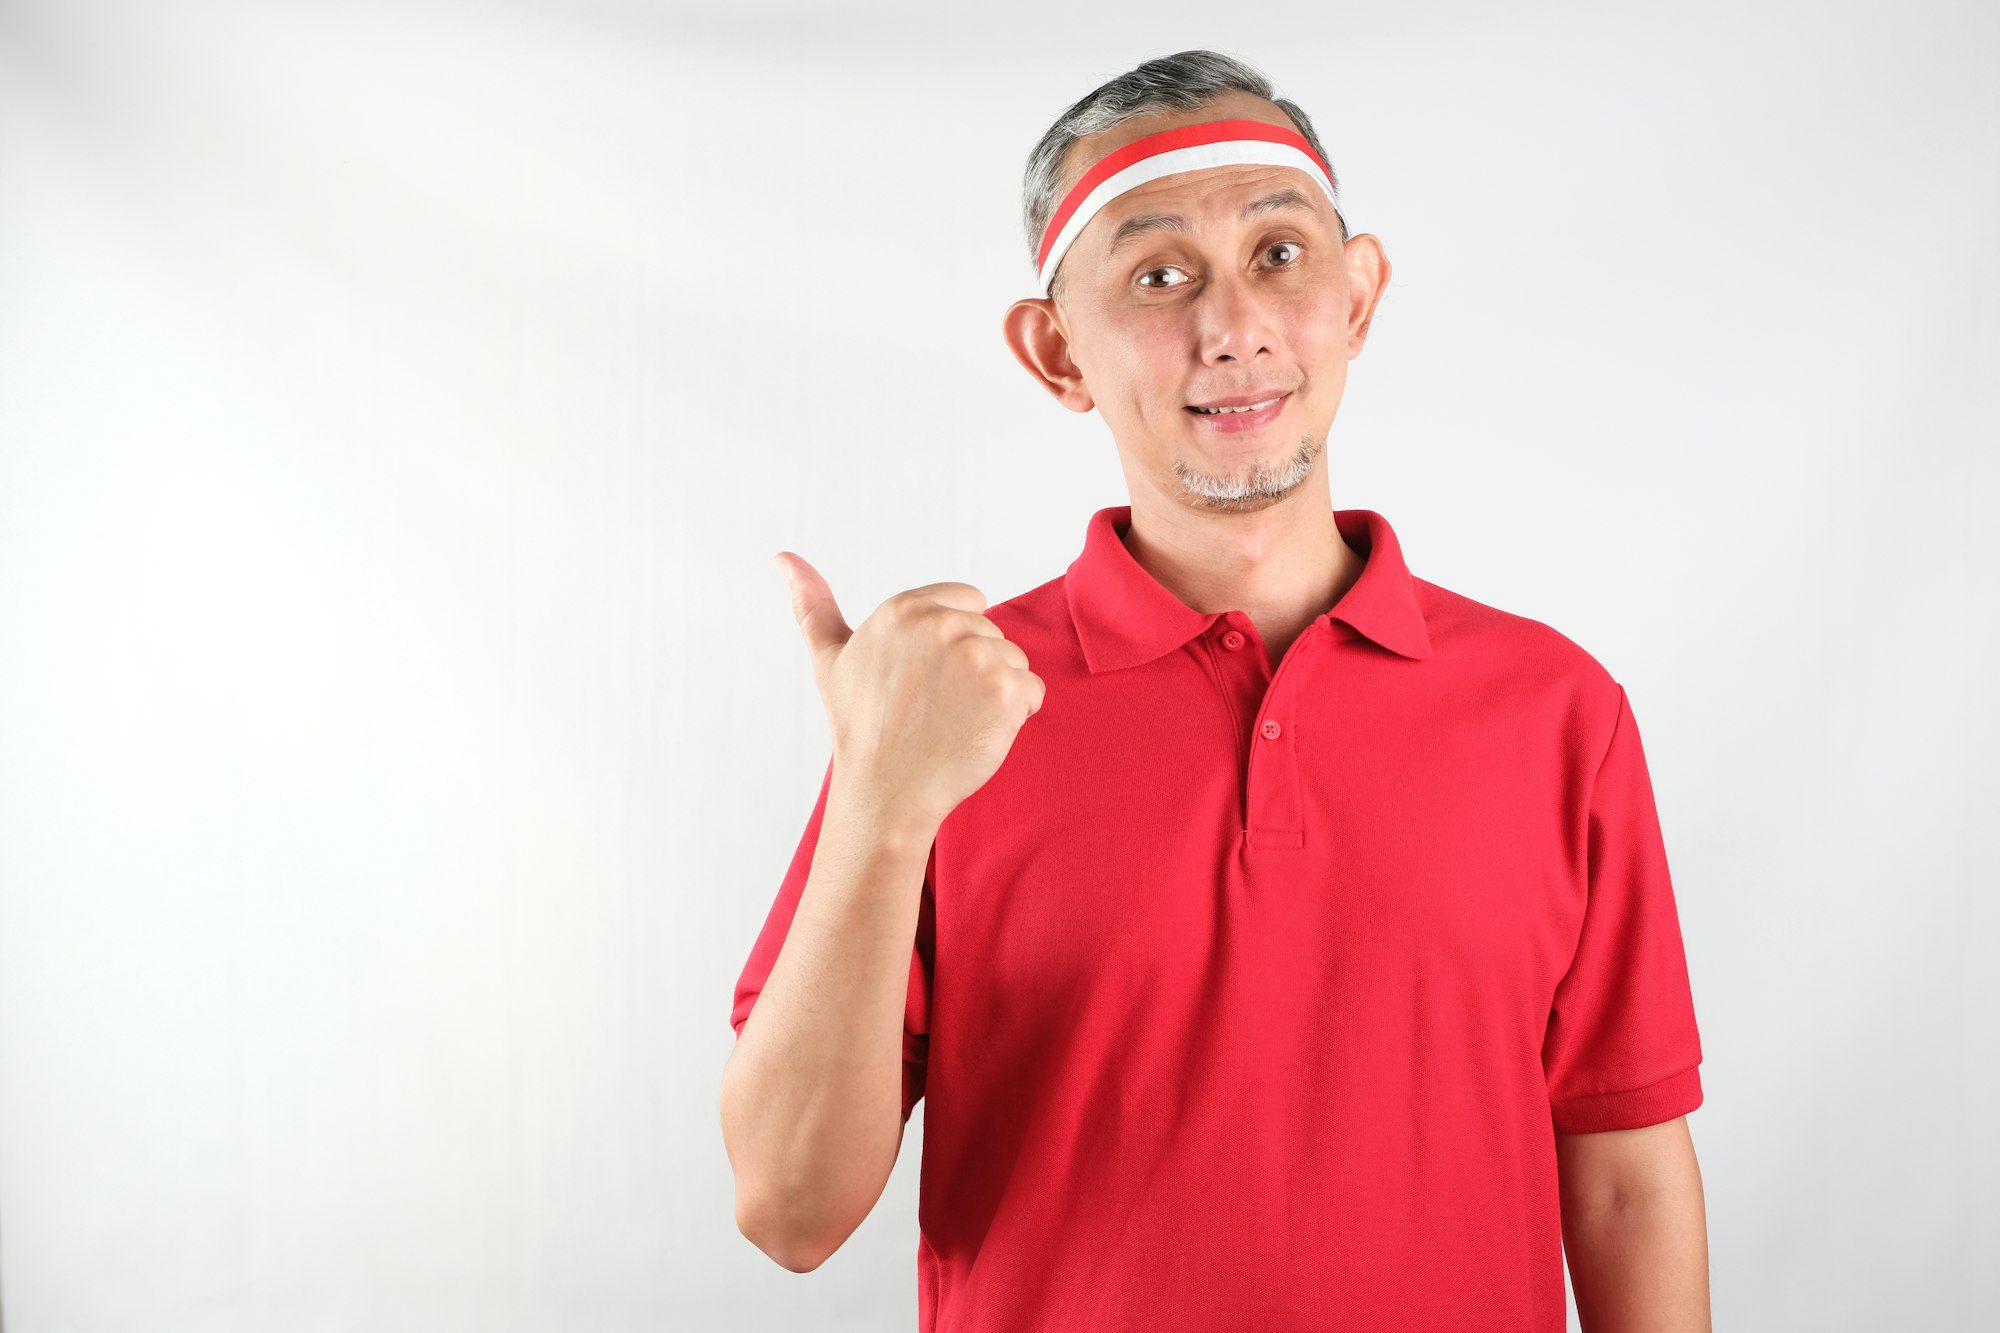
[731,503,1705,1330]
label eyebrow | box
[1105,186,1322,255]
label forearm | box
[720,782,937,1268]
[1561,1183,1712,1331]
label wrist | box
[825,777,942,857]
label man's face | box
[1005,101,1390,513]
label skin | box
[1559,1118,1713,1330]
[727,89,1711,1324]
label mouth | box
[1185,391,1291,433]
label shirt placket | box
[1203,613,1308,852]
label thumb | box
[773,551,852,684]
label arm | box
[720,785,938,1273]
[1555,1116,1712,1331]
[722,557,1044,1273]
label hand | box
[775,551,1046,831]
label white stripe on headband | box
[1035,118,1341,298]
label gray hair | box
[1020,50,1347,304]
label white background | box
[2,1,1994,1329]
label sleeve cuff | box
[1551,1063,1703,1134]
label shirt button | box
[1221,630,1245,651]
[1260,719,1282,740]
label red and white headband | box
[1035,117,1341,297]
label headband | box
[1035,117,1341,297]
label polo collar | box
[1064,503,1434,673]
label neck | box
[1119,482,1364,660]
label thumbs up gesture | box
[775,551,1046,832]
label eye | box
[1136,241,1305,292]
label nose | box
[1194,266,1280,365]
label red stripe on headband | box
[1035,118,1333,275]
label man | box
[721,50,1710,1332]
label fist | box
[775,551,1045,831]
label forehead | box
[1037,105,1340,292]
[1100,161,1322,222]
[1085,163,1333,252]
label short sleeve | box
[730,753,934,1123]
[1542,685,1705,1134]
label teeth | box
[1192,397,1281,414]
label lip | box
[1185,390,1291,433]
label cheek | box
[1106,328,1184,411]
[1285,287,1350,360]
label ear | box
[1002,296,1095,412]
[1343,234,1392,354]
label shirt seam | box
[1588,680,1631,810]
